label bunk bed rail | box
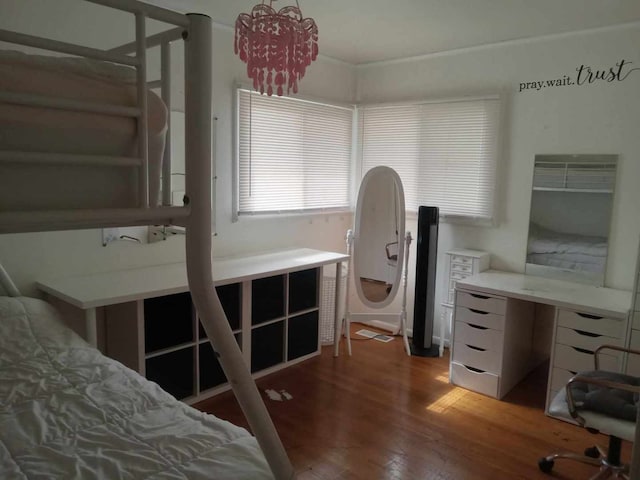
[0,0,183,230]
[0,1,294,478]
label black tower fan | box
[411,206,440,357]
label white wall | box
[2,1,639,351]
[0,0,357,295]
[351,25,640,342]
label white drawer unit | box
[440,250,490,356]
[557,309,625,338]
[442,268,632,420]
[450,362,500,398]
[553,343,621,373]
[456,290,506,316]
[453,341,501,373]
[550,367,577,393]
[546,306,628,416]
[627,330,640,376]
[454,321,504,351]
[555,326,623,351]
[450,288,534,400]
[633,311,640,330]
[625,240,640,376]
[455,305,505,331]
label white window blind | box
[359,97,501,222]
[237,88,353,215]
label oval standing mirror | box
[353,166,406,309]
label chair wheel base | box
[538,457,554,474]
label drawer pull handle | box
[574,329,601,338]
[464,365,486,373]
[468,308,489,315]
[466,344,486,352]
[467,323,488,330]
[470,293,490,299]
[572,346,594,355]
[576,312,603,320]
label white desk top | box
[456,270,632,319]
[37,248,349,309]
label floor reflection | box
[360,277,391,302]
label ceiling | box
[146,0,640,65]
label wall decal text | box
[518,59,640,93]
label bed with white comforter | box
[0,296,272,479]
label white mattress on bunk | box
[527,252,606,273]
[0,50,168,209]
[527,223,608,272]
[0,296,273,480]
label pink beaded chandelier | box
[234,0,318,96]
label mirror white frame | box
[336,166,412,356]
[353,166,406,309]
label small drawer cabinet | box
[440,250,490,353]
[450,288,534,399]
[545,307,626,415]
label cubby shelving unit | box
[37,248,348,403]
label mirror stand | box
[398,231,413,356]
[334,229,354,357]
[334,229,413,357]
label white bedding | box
[0,296,273,479]
[527,224,608,273]
[527,252,606,273]
[0,50,168,210]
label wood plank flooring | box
[195,325,631,479]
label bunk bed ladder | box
[0,3,294,477]
[183,13,294,480]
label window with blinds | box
[236,88,353,216]
[359,97,501,222]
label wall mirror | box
[353,166,406,308]
[525,154,617,286]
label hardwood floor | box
[195,325,631,479]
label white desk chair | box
[539,345,640,479]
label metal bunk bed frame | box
[0,1,293,478]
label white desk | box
[37,248,348,403]
[38,248,348,345]
[450,270,632,413]
[456,270,631,319]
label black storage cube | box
[251,321,284,372]
[145,346,195,400]
[199,333,241,391]
[144,292,193,353]
[289,268,318,314]
[252,275,285,325]
[199,283,241,339]
[287,311,319,361]
[199,342,225,390]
